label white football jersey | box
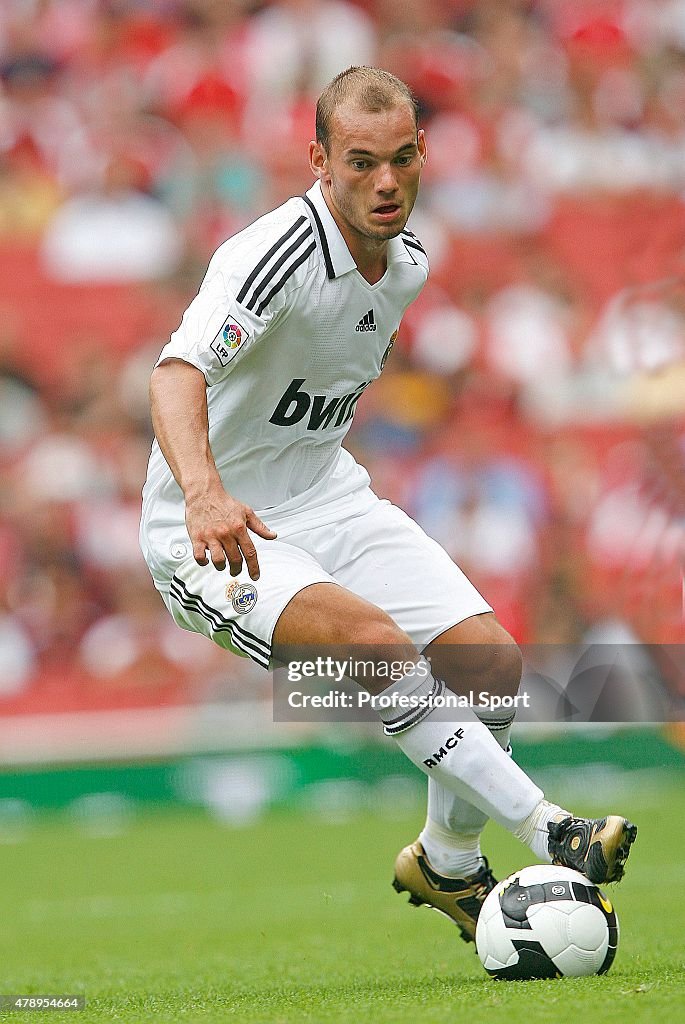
[140,181,429,587]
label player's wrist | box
[182,472,227,504]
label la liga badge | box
[223,322,243,349]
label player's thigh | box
[271,579,416,682]
[273,582,407,645]
[329,499,493,651]
[161,538,336,670]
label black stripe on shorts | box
[171,575,270,656]
[170,581,263,663]
[170,575,271,668]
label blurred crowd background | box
[1,0,684,718]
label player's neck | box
[338,225,388,286]
[320,186,388,285]
[353,242,388,286]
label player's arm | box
[149,358,276,579]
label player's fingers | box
[237,530,261,581]
[223,538,244,577]
[207,540,227,571]
[246,510,277,539]
[192,541,209,566]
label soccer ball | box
[475,864,619,980]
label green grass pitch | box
[0,775,683,1023]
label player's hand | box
[185,487,277,581]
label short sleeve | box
[155,207,316,385]
[155,264,275,387]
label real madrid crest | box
[225,581,258,614]
[380,329,399,371]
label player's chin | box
[366,216,407,240]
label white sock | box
[514,799,570,862]
[376,663,543,833]
[476,703,516,752]
[420,725,514,877]
[419,816,483,877]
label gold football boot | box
[392,840,497,944]
[547,815,637,884]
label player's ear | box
[417,129,427,167]
[309,140,330,181]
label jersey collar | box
[303,181,417,280]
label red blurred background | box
[0,0,683,726]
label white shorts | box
[154,492,492,670]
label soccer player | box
[140,67,636,944]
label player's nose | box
[375,163,399,193]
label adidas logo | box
[355,309,377,332]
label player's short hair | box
[316,66,419,152]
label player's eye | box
[395,154,414,166]
[351,160,369,170]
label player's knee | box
[429,617,523,698]
[353,615,413,652]
[481,634,523,698]
[349,616,418,695]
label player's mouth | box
[371,203,402,221]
